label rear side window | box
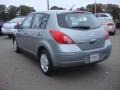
[21,15,33,29]
[31,13,49,29]
[57,12,101,30]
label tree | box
[0,4,36,21]
[50,6,65,10]
[0,4,6,14]
[105,4,120,20]
[0,4,7,20]
[8,5,18,20]
[17,5,36,16]
[76,7,86,11]
[86,3,105,13]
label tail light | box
[105,31,109,40]
[49,30,74,44]
[107,22,114,31]
[107,23,114,26]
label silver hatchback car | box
[13,10,112,75]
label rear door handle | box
[78,41,86,44]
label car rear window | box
[57,12,101,30]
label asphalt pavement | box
[0,30,120,90]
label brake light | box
[107,23,114,26]
[105,31,109,40]
[49,30,74,44]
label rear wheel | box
[39,50,53,75]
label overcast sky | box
[0,0,119,11]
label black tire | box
[0,27,2,36]
[39,50,53,75]
[13,39,20,53]
[110,30,116,35]
[8,35,13,38]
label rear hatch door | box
[60,28,105,51]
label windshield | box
[57,12,101,30]
[9,17,25,23]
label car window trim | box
[31,13,44,29]
[32,13,49,30]
[21,14,34,29]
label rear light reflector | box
[49,30,74,44]
[107,23,114,26]
[105,31,109,40]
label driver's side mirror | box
[14,23,22,29]
[14,23,22,32]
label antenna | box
[47,0,49,10]
[95,0,96,14]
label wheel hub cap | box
[40,54,49,72]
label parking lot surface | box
[0,30,120,90]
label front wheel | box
[8,35,13,38]
[39,50,53,75]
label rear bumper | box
[108,28,115,33]
[1,27,17,35]
[52,40,112,67]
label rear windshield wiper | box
[71,26,90,29]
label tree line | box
[0,5,35,21]
[50,3,120,22]
[0,3,120,22]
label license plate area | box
[90,54,99,62]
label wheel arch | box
[37,45,53,63]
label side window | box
[32,13,49,29]
[32,14,43,29]
[21,15,33,29]
[41,15,48,29]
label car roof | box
[96,13,112,16]
[30,10,91,15]
[96,13,109,14]
[15,16,25,18]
